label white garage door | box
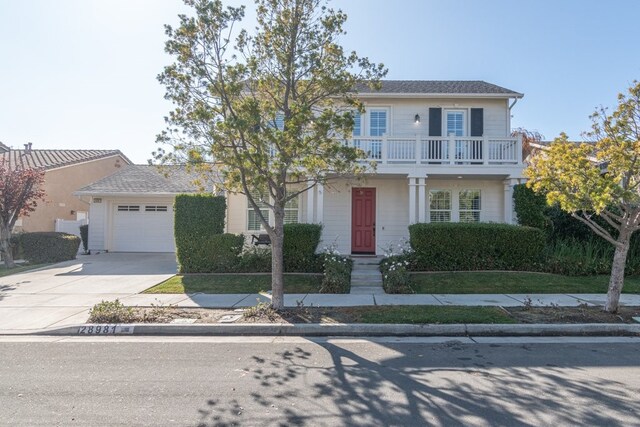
[112,203,175,252]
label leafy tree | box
[0,161,45,268]
[526,80,640,312]
[156,0,386,309]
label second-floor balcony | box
[347,135,522,166]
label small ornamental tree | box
[156,0,386,309]
[0,161,46,268]
[526,80,640,313]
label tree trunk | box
[605,233,631,313]
[0,224,15,269]
[270,205,286,310]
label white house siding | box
[87,198,106,251]
[322,177,410,256]
[359,97,509,137]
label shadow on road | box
[195,341,640,426]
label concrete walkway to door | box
[0,253,176,332]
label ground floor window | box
[429,190,451,222]
[284,197,299,224]
[247,193,299,230]
[247,191,270,231]
[459,189,481,222]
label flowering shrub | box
[380,256,413,294]
[320,245,352,293]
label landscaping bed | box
[144,274,324,294]
[407,272,640,294]
[87,304,640,325]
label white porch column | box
[417,177,427,223]
[306,186,315,223]
[408,177,417,224]
[316,183,324,223]
[503,178,517,224]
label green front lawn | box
[0,263,49,278]
[145,274,323,294]
[353,306,515,324]
[409,272,640,294]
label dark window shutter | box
[470,108,484,137]
[428,108,442,136]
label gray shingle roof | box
[0,148,131,170]
[75,165,200,195]
[356,80,523,97]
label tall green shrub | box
[21,232,80,263]
[174,194,226,272]
[283,223,322,272]
[79,224,89,253]
[513,184,548,230]
[408,223,546,271]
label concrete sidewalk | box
[128,292,640,309]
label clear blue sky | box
[1,0,639,163]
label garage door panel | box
[112,202,175,252]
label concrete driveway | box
[0,253,177,332]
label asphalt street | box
[1,336,639,426]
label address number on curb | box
[77,325,135,335]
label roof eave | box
[73,191,199,197]
[355,92,524,99]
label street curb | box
[5,323,640,337]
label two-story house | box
[225,80,525,255]
[78,80,524,255]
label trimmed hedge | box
[283,223,323,272]
[79,224,89,253]
[178,233,244,273]
[21,232,80,263]
[408,223,546,271]
[513,184,549,230]
[174,194,226,273]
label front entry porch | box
[316,175,523,256]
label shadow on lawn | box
[195,341,640,426]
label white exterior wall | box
[360,97,509,137]
[322,177,410,256]
[88,198,106,251]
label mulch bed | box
[128,305,640,325]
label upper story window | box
[369,109,388,137]
[446,110,466,136]
[351,108,390,137]
[352,112,362,136]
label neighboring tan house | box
[0,144,131,233]
[79,80,526,255]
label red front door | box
[351,188,376,254]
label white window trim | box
[459,189,482,223]
[428,189,452,223]
[246,193,300,231]
[443,109,468,137]
[353,106,393,137]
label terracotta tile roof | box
[75,165,201,195]
[0,149,131,171]
[356,80,523,97]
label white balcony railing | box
[347,134,522,166]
